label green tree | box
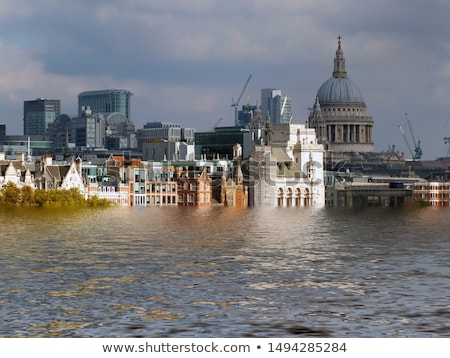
[20,185,35,206]
[33,190,50,206]
[0,182,21,206]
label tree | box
[20,185,35,206]
[0,182,21,206]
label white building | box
[248,123,325,207]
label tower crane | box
[231,74,252,126]
[212,117,223,130]
[398,113,422,160]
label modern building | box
[137,122,194,149]
[195,127,254,160]
[23,98,61,136]
[138,121,195,161]
[260,89,293,125]
[0,135,53,160]
[237,101,262,128]
[308,37,374,156]
[78,89,133,120]
[71,107,105,149]
[102,112,137,149]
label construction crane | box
[231,74,252,126]
[212,117,223,130]
[398,113,422,160]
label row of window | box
[414,186,450,191]
[323,107,364,112]
[178,193,210,203]
[177,182,210,191]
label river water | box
[1,205,449,338]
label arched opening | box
[304,188,310,206]
[277,188,284,207]
[295,188,301,206]
[286,188,293,207]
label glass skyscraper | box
[78,89,133,119]
[23,98,61,136]
[260,88,293,125]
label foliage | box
[0,183,114,207]
[414,198,431,208]
[0,182,21,206]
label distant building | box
[102,112,137,149]
[138,122,195,161]
[78,89,133,120]
[260,89,293,125]
[71,107,105,149]
[47,114,73,150]
[24,98,61,136]
[137,122,194,150]
[237,101,262,128]
[142,140,195,162]
[195,127,254,160]
[0,135,53,160]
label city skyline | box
[0,1,450,159]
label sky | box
[1,0,450,159]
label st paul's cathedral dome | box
[308,36,374,155]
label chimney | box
[174,166,183,179]
[44,154,52,166]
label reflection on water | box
[1,205,450,337]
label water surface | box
[1,205,449,337]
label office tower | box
[78,89,133,119]
[71,106,105,149]
[260,89,293,125]
[23,98,61,136]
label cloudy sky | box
[1,0,450,159]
